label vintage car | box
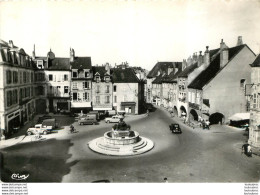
[105,115,123,123]
[78,117,97,125]
[169,123,182,134]
[27,124,53,135]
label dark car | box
[169,123,182,134]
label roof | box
[92,66,110,81]
[250,54,260,67]
[147,62,176,78]
[48,58,70,70]
[112,68,140,83]
[178,62,198,78]
[188,44,246,90]
[71,57,92,69]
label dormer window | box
[72,71,78,78]
[105,76,110,82]
[37,60,43,69]
[85,71,89,78]
[96,76,100,82]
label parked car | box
[105,115,123,123]
[169,123,182,134]
[27,124,53,135]
[78,117,97,125]
[42,118,57,129]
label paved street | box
[1,107,260,183]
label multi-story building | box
[92,64,113,113]
[33,49,71,113]
[248,54,260,151]
[70,48,92,114]
[0,40,36,136]
[112,67,143,114]
[188,37,255,124]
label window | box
[84,82,89,89]
[105,76,110,82]
[96,76,100,82]
[64,86,69,94]
[64,74,68,81]
[72,82,77,89]
[85,72,89,78]
[37,60,43,69]
[83,92,89,101]
[73,93,78,101]
[96,96,100,104]
[31,72,34,83]
[196,92,201,104]
[49,74,53,81]
[114,85,117,92]
[105,96,110,103]
[7,91,12,107]
[240,79,246,88]
[13,71,18,83]
[6,70,12,84]
[106,86,110,93]
[23,72,26,83]
[114,96,117,103]
[96,85,100,93]
[72,71,78,78]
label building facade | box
[0,40,36,136]
[112,68,143,114]
[70,48,93,114]
[188,38,255,124]
[248,54,260,150]
[92,64,113,112]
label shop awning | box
[228,113,250,121]
[121,102,136,106]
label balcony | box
[47,93,70,98]
[179,97,186,102]
[189,102,200,110]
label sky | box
[0,0,260,71]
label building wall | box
[249,67,260,148]
[203,47,254,120]
[92,81,113,111]
[0,63,36,134]
[71,69,92,111]
[112,83,139,114]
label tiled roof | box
[112,68,140,83]
[48,58,70,70]
[178,62,198,77]
[188,44,246,90]
[92,66,111,81]
[147,62,176,78]
[250,54,260,67]
[71,57,92,69]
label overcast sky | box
[0,0,260,70]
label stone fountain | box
[88,118,154,156]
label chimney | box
[105,63,110,74]
[220,39,229,68]
[192,52,198,63]
[8,40,14,48]
[32,44,35,60]
[237,36,243,46]
[204,46,210,66]
[182,59,187,71]
[198,51,203,67]
[187,56,193,66]
[70,48,75,63]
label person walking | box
[146,109,149,116]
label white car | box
[105,115,123,123]
[27,124,52,135]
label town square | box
[0,1,259,193]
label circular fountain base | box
[88,131,154,156]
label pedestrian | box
[146,109,149,116]
[205,120,210,130]
[247,145,252,157]
[164,177,168,183]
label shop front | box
[121,102,136,114]
[6,110,20,136]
